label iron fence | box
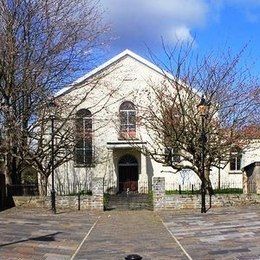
[6,184,39,196]
[165,181,243,195]
[104,180,150,194]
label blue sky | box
[97,0,260,76]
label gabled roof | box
[55,49,175,97]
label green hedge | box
[165,188,243,195]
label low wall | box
[153,177,260,211]
[13,194,103,211]
[158,194,260,210]
[13,177,104,211]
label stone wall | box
[13,177,104,211]
[153,177,260,211]
[13,194,103,211]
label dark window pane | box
[75,148,84,164]
[230,157,236,170]
[120,111,127,124]
[237,156,241,170]
[85,139,92,148]
[85,148,92,165]
[75,138,84,148]
[237,159,241,170]
[75,119,83,140]
[84,118,92,130]
[129,111,136,125]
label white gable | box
[55,49,175,97]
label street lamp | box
[197,95,209,213]
[49,100,57,214]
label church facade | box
[52,50,259,195]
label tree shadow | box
[0,232,61,247]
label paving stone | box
[0,205,259,259]
[0,208,98,259]
[159,205,260,260]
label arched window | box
[119,101,136,138]
[75,109,92,165]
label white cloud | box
[100,0,260,51]
[170,25,194,43]
[101,0,208,48]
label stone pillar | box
[139,151,148,193]
[242,171,248,194]
[153,177,165,210]
[92,177,104,211]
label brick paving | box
[0,206,259,259]
[0,208,99,260]
[74,211,187,260]
[158,205,260,260]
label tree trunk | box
[205,167,214,195]
[6,152,13,185]
[39,174,48,196]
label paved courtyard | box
[0,205,259,259]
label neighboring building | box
[52,50,260,194]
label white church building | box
[52,49,260,195]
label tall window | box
[119,101,136,138]
[75,109,92,165]
[229,149,242,171]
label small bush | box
[165,190,200,195]
[214,188,243,194]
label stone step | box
[105,194,153,211]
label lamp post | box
[49,101,56,214]
[197,95,209,213]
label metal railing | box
[165,181,243,195]
[6,184,39,196]
[104,181,150,194]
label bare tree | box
[0,0,109,187]
[140,44,259,192]
[28,73,122,196]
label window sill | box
[74,164,95,168]
[118,137,139,141]
[229,170,242,174]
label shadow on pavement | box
[0,232,61,247]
